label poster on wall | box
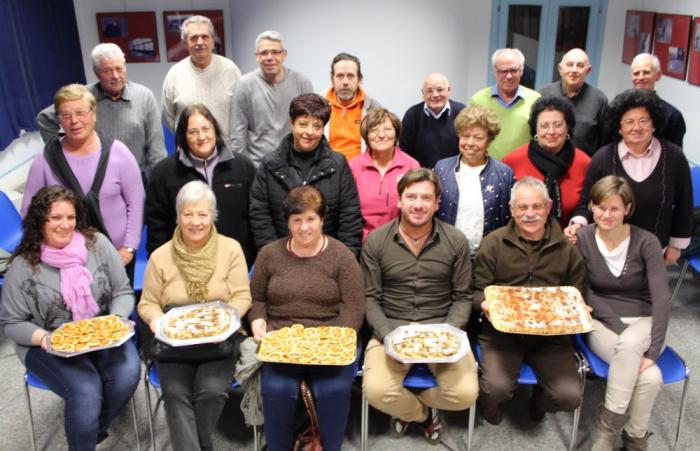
[653,13,692,80]
[687,18,700,86]
[96,12,160,63]
[622,10,655,64]
[163,10,225,62]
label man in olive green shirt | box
[361,168,477,445]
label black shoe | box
[389,416,409,438]
[477,403,503,425]
[420,408,442,445]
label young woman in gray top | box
[575,176,669,451]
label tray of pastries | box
[155,301,240,346]
[47,315,133,357]
[384,323,470,364]
[257,324,357,365]
[485,285,593,335]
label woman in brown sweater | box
[249,186,364,451]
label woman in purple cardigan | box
[575,176,669,451]
[22,84,144,280]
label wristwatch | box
[126,247,136,254]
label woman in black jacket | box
[249,93,363,256]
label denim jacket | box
[435,155,514,237]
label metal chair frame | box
[143,361,260,451]
[360,363,476,451]
[472,344,587,451]
[574,334,690,451]
[23,371,140,451]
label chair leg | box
[674,375,690,451]
[670,260,689,303]
[361,391,368,451]
[23,376,38,451]
[570,355,588,451]
[130,397,141,451]
[144,369,156,451]
[467,404,475,451]
[253,424,259,451]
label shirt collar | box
[423,101,451,119]
[618,137,660,160]
[490,85,524,108]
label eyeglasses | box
[514,203,546,213]
[57,110,92,121]
[368,126,395,137]
[620,117,652,129]
[256,49,284,57]
[187,126,213,137]
[537,121,567,131]
[495,67,521,76]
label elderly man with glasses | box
[470,48,541,160]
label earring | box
[534,135,539,142]
[618,130,622,135]
[566,133,571,140]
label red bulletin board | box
[653,13,692,80]
[96,12,160,63]
[688,18,700,86]
[163,10,225,62]
[622,10,655,64]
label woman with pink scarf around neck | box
[0,186,140,451]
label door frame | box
[488,0,608,89]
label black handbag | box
[146,305,243,363]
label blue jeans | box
[261,359,359,451]
[25,340,141,451]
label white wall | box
[599,0,700,163]
[72,0,492,118]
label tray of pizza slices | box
[257,324,357,365]
[155,301,240,346]
[384,323,470,364]
[47,315,133,357]
[485,285,593,335]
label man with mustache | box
[162,15,241,137]
[473,176,585,425]
[362,168,478,445]
[539,49,609,156]
[322,52,382,161]
[37,43,166,179]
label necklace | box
[399,224,432,245]
[287,235,327,257]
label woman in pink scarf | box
[0,186,140,451]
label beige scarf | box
[172,224,219,302]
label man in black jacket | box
[249,93,363,256]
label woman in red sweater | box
[502,96,591,228]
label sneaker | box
[421,408,442,445]
[389,416,409,438]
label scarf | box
[527,139,575,219]
[172,224,219,302]
[40,231,99,320]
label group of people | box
[0,13,692,451]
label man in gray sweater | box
[229,30,313,166]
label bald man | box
[539,49,608,155]
[399,73,465,168]
[630,53,686,147]
[470,48,541,160]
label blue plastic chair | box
[473,344,585,451]
[574,334,689,451]
[144,361,256,451]
[0,190,22,287]
[670,165,700,302]
[133,225,148,292]
[360,362,476,451]
[24,370,140,451]
[163,122,176,156]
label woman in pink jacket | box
[349,108,420,240]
